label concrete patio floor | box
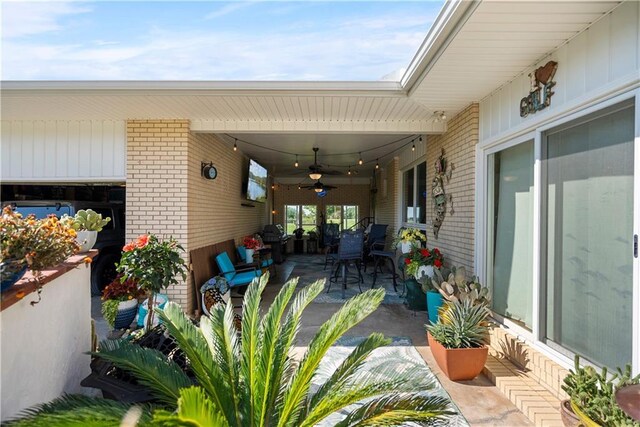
[261,254,532,427]
[91,253,532,426]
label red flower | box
[404,258,412,265]
[420,248,430,257]
[136,234,149,248]
[434,259,443,268]
[434,248,441,255]
[123,243,135,252]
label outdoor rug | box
[285,254,406,304]
[313,336,469,426]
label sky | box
[1,0,444,81]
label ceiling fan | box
[300,180,337,193]
[303,147,342,180]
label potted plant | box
[116,234,186,330]
[394,227,426,254]
[243,235,261,263]
[1,207,79,295]
[561,355,640,427]
[423,266,489,324]
[426,299,490,381]
[62,209,111,252]
[405,247,444,313]
[101,275,144,331]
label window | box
[285,205,317,234]
[403,161,427,224]
[542,102,634,369]
[326,205,359,231]
[486,141,534,329]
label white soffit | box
[1,81,446,134]
[408,0,622,117]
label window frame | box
[326,205,359,231]
[477,89,640,374]
[284,204,317,235]
[401,160,427,228]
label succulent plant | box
[70,209,111,232]
[430,266,490,306]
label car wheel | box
[91,252,120,296]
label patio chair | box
[363,223,388,269]
[237,245,276,277]
[323,223,341,270]
[215,251,262,289]
[370,239,400,294]
[328,229,364,298]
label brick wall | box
[375,157,399,246]
[126,120,191,307]
[426,104,478,273]
[127,121,268,312]
[273,182,371,227]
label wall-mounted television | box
[246,159,268,203]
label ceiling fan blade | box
[323,185,337,189]
[321,169,342,176]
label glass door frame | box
[478,88,640,374]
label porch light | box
[314,187,323,193]
[309,172,322,180]
[348,167,352,176]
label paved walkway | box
[263,254,532,427]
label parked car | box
[3,200,125,296]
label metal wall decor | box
[519,60,558,118]
[432,148,453,239]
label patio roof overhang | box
[1,0,622,135]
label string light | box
[271,184,275,190]
[298,185,301,190]
[412,140,416,151]
[358,153,363,166]
[233,138,238,152]
[375,159,379,169]
[348,166,352,176]
[294,155,299,168]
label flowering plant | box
[404,247,444,290]
[243,236,261,250]
[394,227,426,248]
[101,275,144,328]
[1,206,79,283]
[117,234,186,329]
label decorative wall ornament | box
[519,60,558,118]
[432,148,453,239]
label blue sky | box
[2,1,444,81]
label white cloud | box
[1,1,91,39]
[204,1,256,20]
[1,5,436,81]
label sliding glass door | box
[542,101,635,369]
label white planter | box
[76,230,97,252]
[400,241,413,254]
[245,248,255,263]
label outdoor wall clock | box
[201,162,218,180]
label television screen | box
[246,159,268,203]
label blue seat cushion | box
[261,258,273,268]
[229,269,262,287]
[237,245,247,262]
[215,252,236,282]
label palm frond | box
[199,300,242,426]
[155,302,235,422]
[277,288,385,427]
[151,386,229,427]
[240,274,270,426]
[334,392,455,427]
[3,394,150,426]
[268,278,324,424]
[92,340,192,405]
[254,276,299,426]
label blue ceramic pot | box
[113,299,139,330]
[1,262,28,292]
[426,291,444,324]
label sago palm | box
[8,274,456,426]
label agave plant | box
[426,299,489,349]
[8,274,456,426]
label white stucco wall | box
[0,265,92,422]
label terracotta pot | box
[427,331,488,381]
[560,399,581,427]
